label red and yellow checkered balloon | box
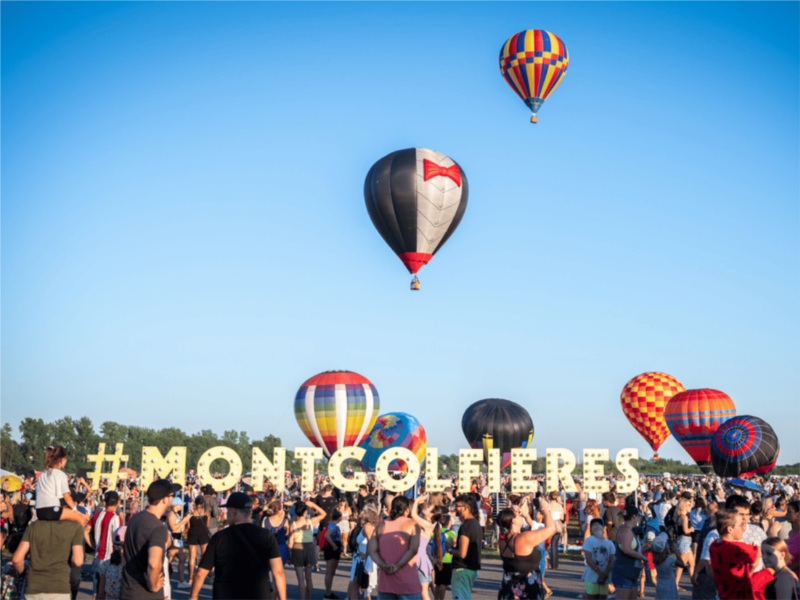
[621,372,685,453]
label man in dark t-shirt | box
[452,493,482,599]
[121,479,181,600]
[190,492,286,600]
[313,485,338,530]
[602,492,622,544]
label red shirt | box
[710,539,773,600]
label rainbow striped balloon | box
[360,413,427,473]
[499,29,569,123]
[294,370,380,458]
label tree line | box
[2,417,796,478]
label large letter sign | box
[198,447,242,492]
[376,448,420,493]
[583,449,610,494]
[546,448,577,493]
[140,446,186,489]
[510,448,538,493]
[252,447,286,492]
[615,448,640,493]
[328,447,366,492]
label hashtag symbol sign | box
[87,443,129,490]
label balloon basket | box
[410,276,420,291]
[531,115,538,124]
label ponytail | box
[44,445,67,471]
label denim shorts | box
[677,535,692,554]
[611,571,638,589]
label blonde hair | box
[676,498,693,517]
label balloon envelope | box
[364,148,468,276]
[294,370,380,458]
[360,412,427,473]
[711,415,780,478]
[665,389,736,474]
[499,30,569,120]
[461,399,534,470]
[620,372,685,453]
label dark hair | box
[602,491,616,504]
[589,517,605,532]
[430,505,448,570]
[725,495,749,510]
[787,500,800,514]
[455,494,478,519]
[750,501,763,516]
[716,509,738,535]
[622,505,640,521]
[497,508,515,533]
[294,501,308,517]
[695,497,706,510]
[332,509,342,521]
[389,496,411,520]
[109,547,122,566]
[44,445,68,470]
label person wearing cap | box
[120,478,181,600]
[189,491,286,600]
[88,491,123,599]
[581,517,615,600]
[650,533,682,599]
[165,495,192,589]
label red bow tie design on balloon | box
[423,159,461,187]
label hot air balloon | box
[711,415,780,478]
[461,399,534,470]
[499,30,569,123]
[664,389,736,474]
[359,413,427,473]
[620,372,685,459]
[294,370,380,458]
[364,148,468,290]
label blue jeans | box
[92,558,106,596]
[377,594,422,600]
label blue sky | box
[3,2,799,465]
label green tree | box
[0,423,26,472]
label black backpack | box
[348,524,362,554]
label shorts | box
[323,545,342,562]
[35,506,62,521]
[677,535,692,554]
[434,563,453,586]
[610,571,638,589]
[451,568,477,600]
[418,570,432,584]
[585,581,610,595]
[186,532,210,546]
[291,542,317,567]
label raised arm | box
[306,501,327,526]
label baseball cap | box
[113,526,127,546]
[146,479,182,503]
[226,492,253,510]
[104,491,120,505]
[651,533,668,553]
[171,496,184,506]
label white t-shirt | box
[582,535,616,583]
[35,468,70,509]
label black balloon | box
[364,148,468,276]
[710,415,780,478]
[461,399,534,468]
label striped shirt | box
[91,509,121,561]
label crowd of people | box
[1,444,799,600]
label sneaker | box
[177,582,191,589]
[324,594,340,600]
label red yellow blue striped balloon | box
[664,389,736,474]
[294,370,380,458]
[499,30,569,123]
